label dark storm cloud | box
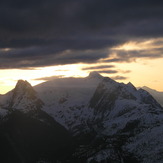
[97,70,118,74]
[111,76,128,80]
[107,48,163,63]
[0,47,111,69]
[0,0,163,69]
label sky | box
[0,0,163,94]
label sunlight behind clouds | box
[112,38,163,51]
[0,38,163,94]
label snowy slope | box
[0,80,43,112]
[141,86,163,107]
[34,72,104,129]
[82,76,163,163]
[0,72,163,162]
[35,72,163,162]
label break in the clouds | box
[0,0,163,69]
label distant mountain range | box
[140,86,163,107]
[0,72,163,163]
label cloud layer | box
[0,0,163,69]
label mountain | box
[0,72,163,162]
[0,80,75,163]
[34,71,103,130]
[141,86,163,107]
[0,110,76,163]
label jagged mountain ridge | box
[34,73,163,163]
[0,72,163,162]
[0,81,76,163]
[140,86,163,107]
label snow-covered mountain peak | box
[87,71,104,79]
[16,79,30,86]
[14,80,33,93]
[12,80,38,101]
[8,80,44,112]
[0,74,163,162]
[127,82,136,90]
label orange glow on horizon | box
[0,38,163,94]
[0,57,163,95]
